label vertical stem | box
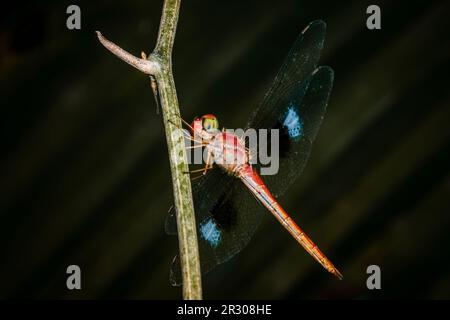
[156,65,203,300]
[155,0,181,60]
[154,0,203,300]
[96,0,202,300]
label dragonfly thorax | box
[192,114,249,174]
[207,131,250,175]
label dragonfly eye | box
[202,116,219,133]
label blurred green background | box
[1,0,449,299]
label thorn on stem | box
[95,30,160,75]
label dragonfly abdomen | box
[238,164,343,280]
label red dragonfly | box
[166,20,342,285]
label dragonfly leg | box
[167,119,202,143]
[184,164,213,181]
[183,150,214,178]
[168,113,195,132]
[203,150,213,175]
[184,164,213,174]
[166,121,203,144]
[185,144,206,149]
[179,116,195,132]
[190,174,205,182]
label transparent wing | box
[249,66,333,198]
[245,20,333,197]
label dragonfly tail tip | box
[333,268,343,280]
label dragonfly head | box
[192,114,219,135]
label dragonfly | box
[166,20,342,285]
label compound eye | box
[202,117,218,132]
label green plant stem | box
[96,0,202,300]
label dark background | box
[0,0,449,299]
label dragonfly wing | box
[165,207,177,235]
[247,20,327,130]
[167,170,267,285]
[245,20,333,197]
[252,66,333,198]
[167,169,256,285]
[165,169,234,234]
